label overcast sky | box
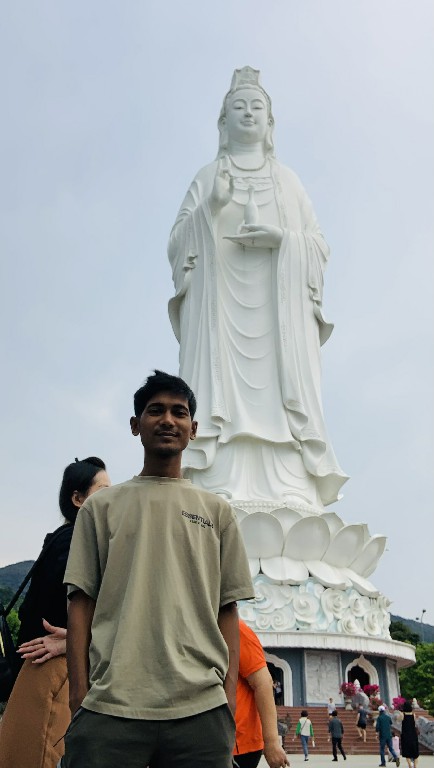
[1,1,433,623]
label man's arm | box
[247,666,289,768]
[217,601,239,716]
[67,590,96,716]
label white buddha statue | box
[168,67,348,508]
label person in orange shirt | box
[234,620,289,768]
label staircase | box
[277,706,433,756]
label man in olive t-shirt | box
[62,371,254,768]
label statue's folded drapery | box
[168,158,348,506]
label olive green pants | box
[62,704,235,768]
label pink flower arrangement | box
[392,697,406,711]
[370,696,384,711]
[363,684,380,696]
[339,682,356,697]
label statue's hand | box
[209,158,234,214]
[237,223,283,249]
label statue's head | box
[217,66,275,158]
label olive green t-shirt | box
[64,476,254,720]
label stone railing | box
[417,717,434,753]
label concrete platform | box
[258,756,431,768]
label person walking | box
[328,710,346,761]
[376,705,400,767]
[400,700,419,768]
[273,679,283,706]
[294,710,314,761]
[356,703,368,742]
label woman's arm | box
[247,666,289,767]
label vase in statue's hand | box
[243,185,259,226]
[224,223,283,249]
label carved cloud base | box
[239,574,391,639]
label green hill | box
[0,561,34,607]
[391,613,434,644]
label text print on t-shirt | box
[181,510,214,529]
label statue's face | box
[225,87,269,145]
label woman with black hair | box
[400,700,419,768]
[0,457,110,768]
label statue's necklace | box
[229,155,268,172]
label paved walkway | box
[258,756,431,768]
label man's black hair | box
[59,456,106,523]
[133,370,197,418]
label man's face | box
[130,391,197,458]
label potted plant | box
[369,695,383,719]
[339,681,356,709]
[363,684,380,697]
[392,697,406,711]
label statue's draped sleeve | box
[270,163,346,500]
[168,163,229,426]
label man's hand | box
[69,692,88,718]
[263,736,290,768]
[226,687,237,718]
[18,619,67,663]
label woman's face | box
[84,470,111,501]
[225,87,269,145]
[71,468,111,513]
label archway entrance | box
[348,664,369,689]
[264,652,293,706]
[345,655,378,691]
[267,662,284,705]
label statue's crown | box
[230,66,261,90]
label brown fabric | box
[0,656,70,768]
